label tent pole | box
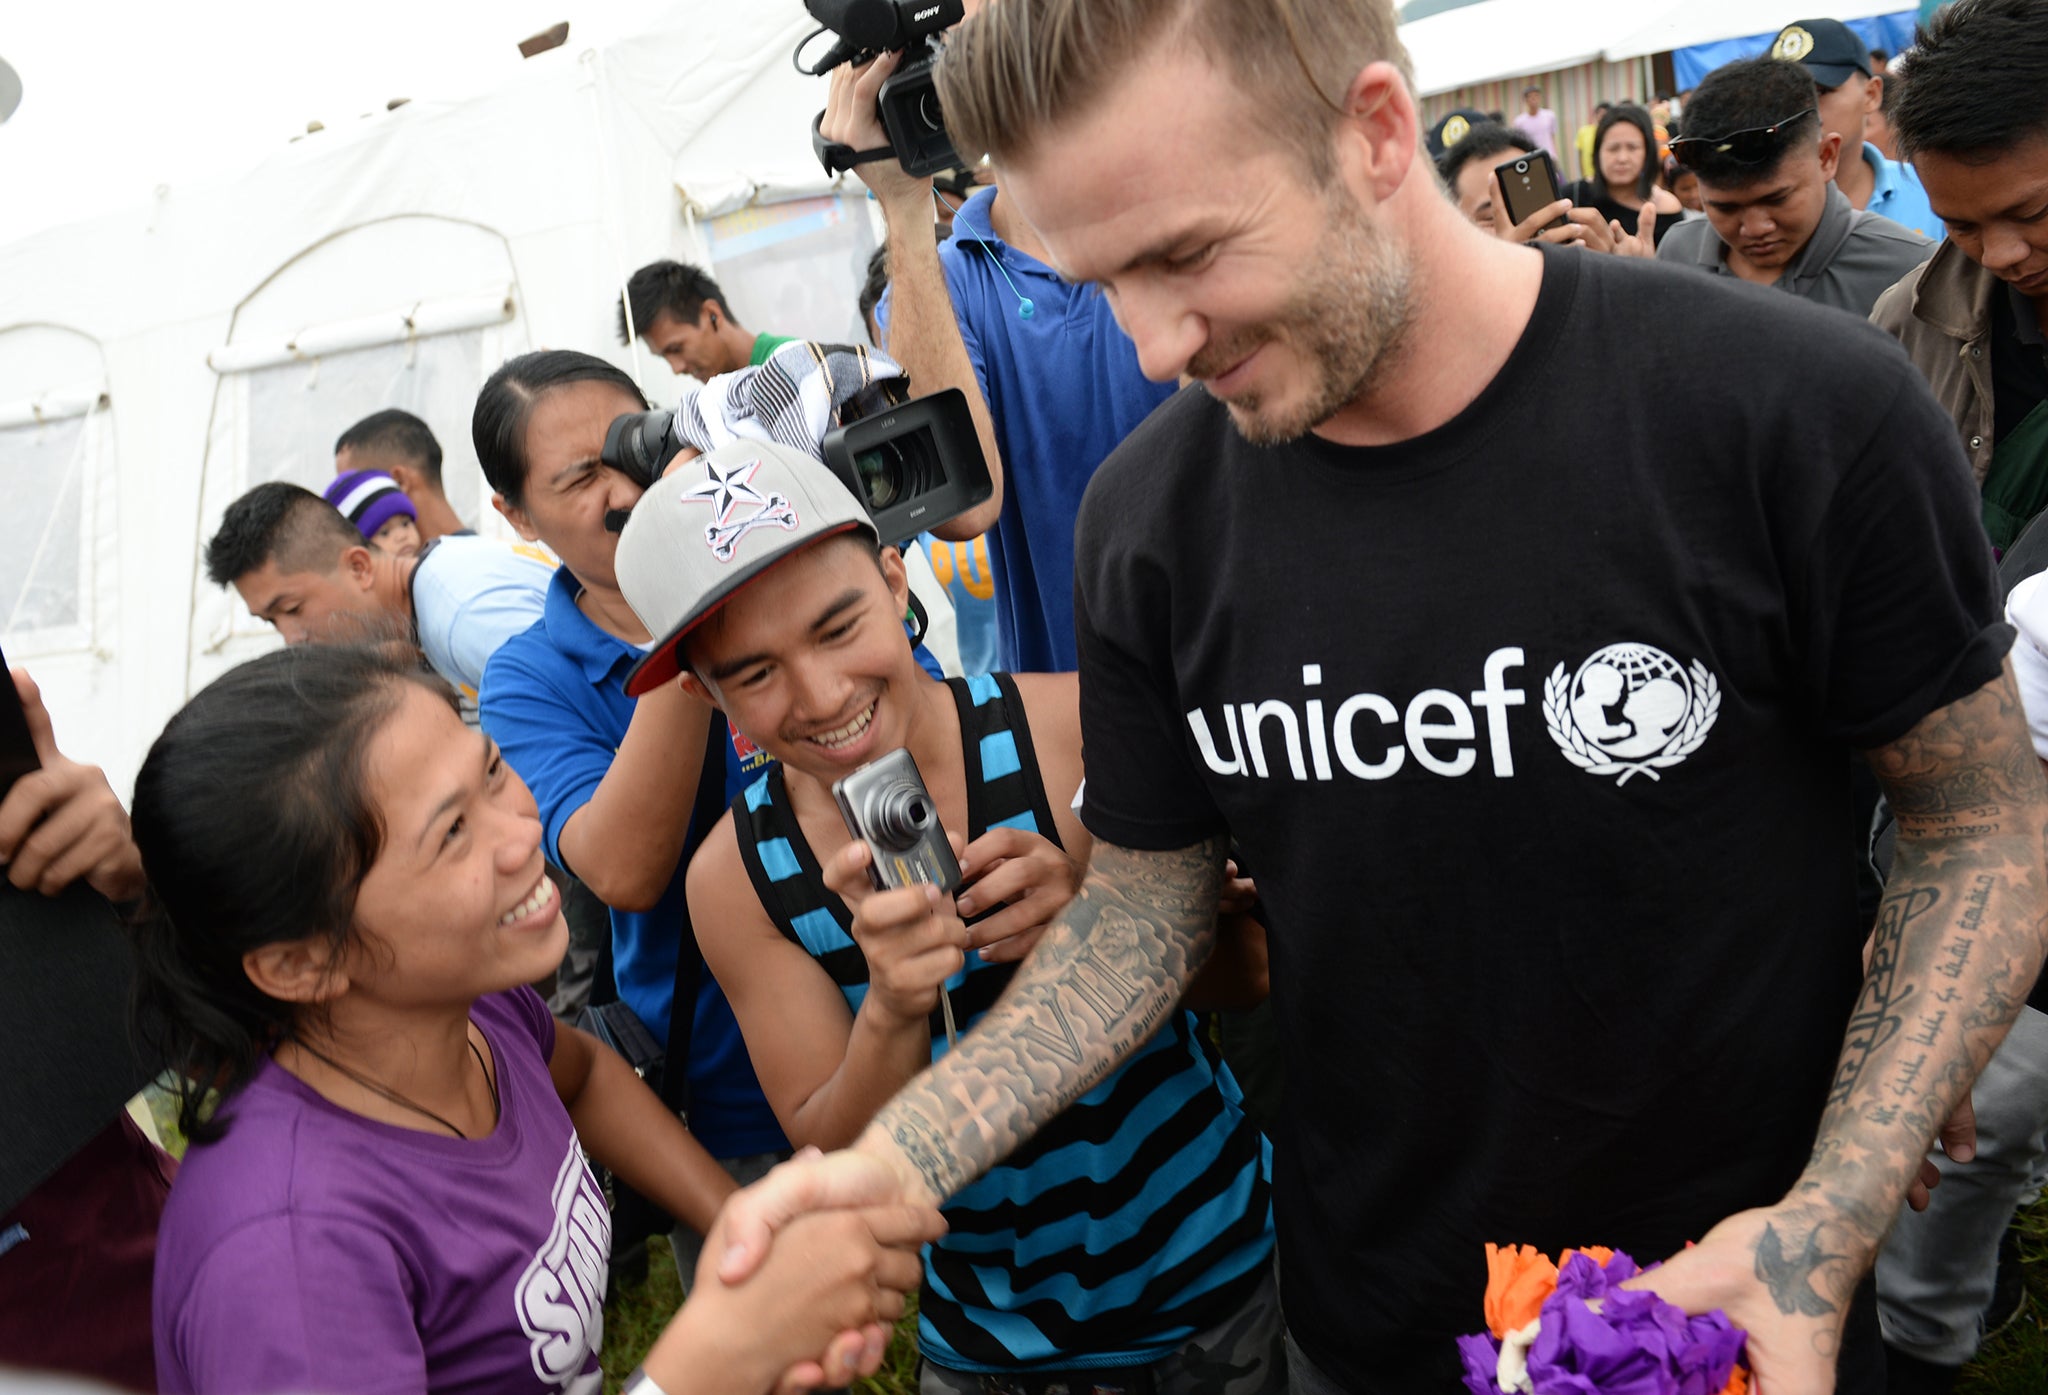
[585,48,648,392]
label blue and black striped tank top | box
[732,673,1274,1373]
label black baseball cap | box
[1770,18,1874,89]
[1426,107,1490,161]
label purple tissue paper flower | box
[1458,1248,1747,1395]
[1459,1332,1507,1395]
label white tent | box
[0,3,891,796]
[1604,0,1909,62]
[1404,0,1909,95]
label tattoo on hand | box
[1754,1223,1844,1318]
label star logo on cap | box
[1772,25,1815,61]
[1442,114,1471,147]
[680,454,769,524]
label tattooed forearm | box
[1792,660,2048,1284]
[864,835,1228,1204]
[1824,887,1925,1108]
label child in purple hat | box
[323,469,422,558]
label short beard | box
[1195,193,1416,446]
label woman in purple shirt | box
[129,644,940,1395]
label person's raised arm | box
[553,676,713,912]
[687,818,954,1151]
[1639,660,2048,1392]
[822,53,1004,541]
[0,669,144,903]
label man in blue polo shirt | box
[481,559,786,1160]
[828,50,1176,673]
[1771,18,1942,240]
[468,352,790,1289]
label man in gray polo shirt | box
[1659,55,1930,316]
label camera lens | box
[601,410,680,491]
[918,89,943,133]
[1515,160,1529,173]
[853,427,948,515]
[864,777,934,852]
[854,446,904,510]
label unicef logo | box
[1543,643,1721,786]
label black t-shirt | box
[1564,180,1676,246]
[1991,279,2048,445]
[1073,248,2006,1393]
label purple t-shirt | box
[154,989,611,1395]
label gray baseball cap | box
[620,440,877,696]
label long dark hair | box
[472,349,648,508]
[129,643,456,1142]
[1591,103,1660,202]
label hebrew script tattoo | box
[871,836,1228,1203]
[1782,663,2048,1309]
[1824,887,1933,1109]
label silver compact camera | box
[832,748,962,894]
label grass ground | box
[1955,1201,2048,1395]
[600,1208,2048,1395]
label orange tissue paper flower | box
[1483,1242,1559,1338]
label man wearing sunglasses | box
[1658,55,1931,315]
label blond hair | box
[935,0,1414,173]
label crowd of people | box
[5,0,2048,1393]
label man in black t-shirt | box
[715,4,2048,1393]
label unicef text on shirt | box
[1188,650,1527,782]
[1185,644,1719,785]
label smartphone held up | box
[1493,149,1568,232]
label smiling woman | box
[128,643,938,1395]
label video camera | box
[599,382,990,549]
[799,0,964,178]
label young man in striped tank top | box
[613,442,1280,1395]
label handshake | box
[673,1149,938,1393]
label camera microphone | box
[800,0,965,176]
[799,32,865,77]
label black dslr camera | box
[599,378,991,546]
[821,386,987,546]
[800,0,964,178]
